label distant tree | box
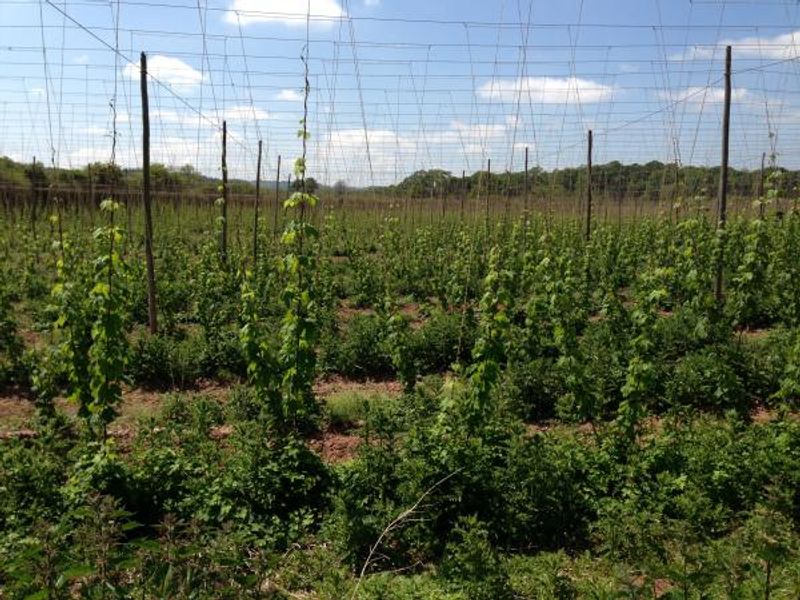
[398,169,452,198]
[86,162,123,187]
[24,159,48,190]
[292,176,319,194]
[149,164,183,191]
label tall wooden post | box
[30,156,38,240]
[220,120,228,263]
[585,130,593,241]
[484,158,491,223]
[715,45,732,305]
[253,139,262,265]
[758,151,766,220]
[504,170,512,220]
[440,180,446,220]
[524,146,530,224]
[273,154,282,234]
[140,52,158,335]
[460,169,466,221]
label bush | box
[0,437,70,532]
[226,384,262,422]
[129,332,205,388]
[332,392,601,569]
[0,282,25,386]
[439,516,512,600]
[200,327,247,380]
[409,309,474,375]
[158,392,225,435]
[664,347,747,413]
[323,314,393,378]
[500,358,563,421]
[197,424,331,546]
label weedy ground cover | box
[2,195,800,597]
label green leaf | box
[62,564,96,579]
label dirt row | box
[0,376,403,462]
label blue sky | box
[1,0,799,185]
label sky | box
[0,0,799,186]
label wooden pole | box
[220,120,228,263]
[440,180,446,221]
[140,52,158,335]
[758,151,766,220]
[273,154,282,235]
[253,139,262,265]
[715,45,732,305]
[484,158,491,223]
[504,170,512,221]
[30,156,37,240]
[585,130,593,241]
[460,169,466,221]
[524,147,530,224]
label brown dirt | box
[336,300,426,331]
[313,375,403,399]
[0,377,400,433]
[336,304,377,321]
[18,327,45,350]
[0,377,399,464]
[0,393,35,428]
[309,432,361,463]
[737,328,772,342]
[0,381,234,433]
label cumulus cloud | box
[225,105,271,121]
[666,86,749,105]
[478,76,615,104]
[313,120,515,186]
[124,55,203,91]
[275,89,304,102]
[224,0,345,26]
[676,30,800,61]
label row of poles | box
[136,46,735,336]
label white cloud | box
[66,146,114,167]
[150,109,210,127]
[444,120,506,141]
[478,76,615,104]
[82,126,110,136]
[275,89,303,102]
[313,121,515,186]
[364,0,380,6]
[224,0,345,26]
[225,105,271,121]
[124,55,203,91]
[676,30,800,61]
[665,86,749,105]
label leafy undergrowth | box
[3,381,800,598]
[4,204,800,596]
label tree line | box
[1,155,797,205]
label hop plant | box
[53,199,128,440]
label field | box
[2,191,800,599]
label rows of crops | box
[2,190,800,596]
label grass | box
[325,390,394,429]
